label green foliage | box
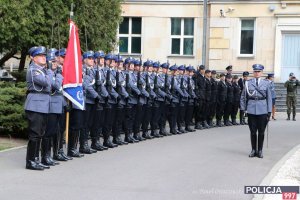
[0,82,27,137]
[0,0,123,54]
[11,71,27,82]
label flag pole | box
[65,3,75,145]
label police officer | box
[194,65,206,130]
[152,62,167,136]
[81,51,97,154]
[41,49,63,167]
[102,53,119,148]
[177,65,189,133]
[158,62,172,136]
[134,60,151,139]
[168,65,182,134]
[123,57,141,143]
[91,51,109,151]
[216,73,227,127]
[266,74,276,120]
[203,69,212,129]
[284,73,299,121]
[53,48,72,161]
[240,64,272,158]
[209,70,218,127]
[185,66,196,132]
[25,46,53,170]
[238,71,249,125]
[226,65,233,76]
[142,60,158,138]
[231,75,241,125]
[224,74,234,126]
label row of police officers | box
[24,46,270,170]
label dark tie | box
[256,78,259,86]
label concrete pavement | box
[0,116,299,200]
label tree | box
[0,0,123,71]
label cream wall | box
[121,3,204,66]
[208,2,300,81]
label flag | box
[62,20,84,110]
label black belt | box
[28,91,51,94]
[248,97,266,100]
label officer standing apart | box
[240,64,272,158]
[266,74,276,120]
[25,46,53,170]
[284,73,299,121]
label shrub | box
[0,81,27,138]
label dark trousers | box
[159,102,167,130]
[185,103,194,127]
[194,99,205,123]
[113,105,125,137]
[151,101,161,131]
[26,111,47,140]
[45,113,60,137]
[231,101,240,120]
[91,105,105,138]
[70,109,84,131]
[203,100,210,122]
[248,114,268,151]
[216,101,225,121]
[177,102,186,128]
[224,101,233,121]
[168,103,178,131]
[209,101,217,121]
[142,104,152,132]
[103,104,116,139]
[134,104,144,134]
[124,103,137,134]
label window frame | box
[238,18,256,58]
[170,18,195,56]
[118,17,142,55]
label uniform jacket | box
[205,77,212,102]
[145,72,157,104]
[170,75,185,103]
[49,70,64,114]
[268,80,276,99]
[116,70,129,106]
[24,62,53,113]
[226,82,234,103]
[194,72,206,100]
[240,78,272,115]
[126,71,141,105]
[232,82,241,102]
[177,75,189,104]
[104,67,119,104]
[92,66,109,104]
[210,78,218,103]
[138,72,150,105]
[217,80,227,103]
[187,76,197,105]
[284,79,299,97]
[83,65,98,105]
[154,73,167,102]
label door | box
[281,34,300,82]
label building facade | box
[120,0,300,82]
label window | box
[171,18,194,56]
[240,19,255,55]
[119,17,142,54]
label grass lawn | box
[0,137,27,151]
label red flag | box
[62,20,84,110]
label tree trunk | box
[0,50,17,67]
[18,49,28,71]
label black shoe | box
[103,139,118,148]
[59,150,73,160]
[53,152,68,161]
[35,158,50,169]
[257,150,263,158]
[142,132,153,139]
[195,122,203,130]
[68,149,84,158]
[249,150,257,158]
[41,138,55,166]
[26,160,44,170]
[151,130,161,138]
[178,127,188,133]
[202,122,210,129]
[80,141,97,154]
[48,157,60,165]
[92,138,110,150]
[185,126,196,132]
